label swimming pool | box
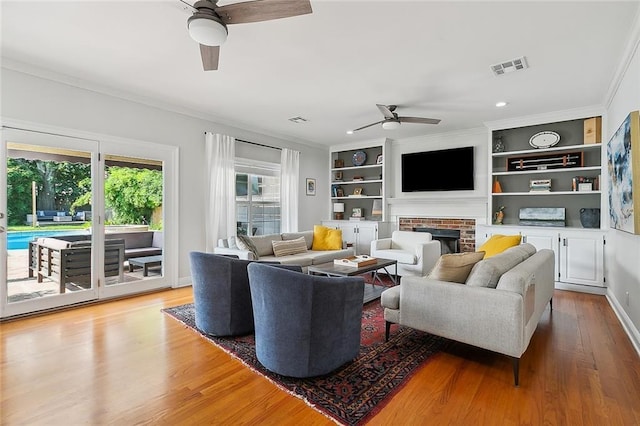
[7,230,89,250]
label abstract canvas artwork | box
[607,111,640,234]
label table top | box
[307,258,397,277]
[128,255,162,264]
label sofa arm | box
[371,238,392,253]
[213,247,255,260]
[399,276,525,357]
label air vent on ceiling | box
[491,56,528,76]
[288,116,309,123]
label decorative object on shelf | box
[572,176,597,191]
[333,202,345,220]
[306,178,316,196]
[507,151,583,171]
[334,159,344,168]
[371,199,383,220]
[529,131,561,149]
[493,206,505,225]
[519,207,565,227]
[493,135,505,153]
[337,187,345,197]
[352,150,367,166]
[608,110,640,235]
[529,179,551,192]
[352,176,365,181]
[353,187,363,196]
[376,154,383,164]
[334,171,343,181]
[584,117,602,144]
[492,177,503,193]
[352,207,363,218]
[580,208,600,228]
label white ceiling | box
[2,1,639,147]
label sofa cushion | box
[478,234,522,258]
[237,234,261,259]
[466,245,528,288]
[249,234,283,257]
[311,225,342,250]
[308,248,355,265]
[258,254,313,267]
[427,251,485,283]
[282,231,314,250]
[370,249,416,265]
[272,237,308,257]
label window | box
[235,159,280,236]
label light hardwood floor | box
[2,287,639,425]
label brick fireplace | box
[399,217,476,253]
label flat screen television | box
[401,146,474,192]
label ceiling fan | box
[350,104,441,133]
[183,0,312,71]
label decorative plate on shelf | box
[529,131,560,149]
[352,150,367,166]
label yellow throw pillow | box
[427,251,486,283]
[478,234,522,258]
[311,225,343,250]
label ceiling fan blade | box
[352,120,385,132]
[398,116,441,125]
[215,0,312,24]
[200,44,220,71]
[376,104,396,119]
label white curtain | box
[280,148,300,232]
[205,132,236,252]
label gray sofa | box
[214,230,354,270]
[381,243,555,385]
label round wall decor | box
[529,131,560,149]
[352,150,367,166]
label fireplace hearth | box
[399,217,476,252]
[413,227,461,254]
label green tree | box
[6,159,91,226]
[104,167,162,225]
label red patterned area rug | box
[162,296,450,425]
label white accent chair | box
[370,231,441,277]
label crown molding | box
[605,7,640,109]
[484,105,605,131]
[1,58,323,150]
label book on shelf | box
[334,255,377,268]
[529,179,551,192]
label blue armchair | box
[189,252,256,336]
[247,263,365,378]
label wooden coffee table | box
[307,257,398,286]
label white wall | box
[604,24,640,350]
[1,68,328,282]
[386,127,489,226]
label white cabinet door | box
[559,231,604,287]
[354,223,378,255]
[522,228,560,279]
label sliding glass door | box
[1,128,100,316]
[1,126,177,317]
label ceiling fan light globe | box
[188,17,228,46]
[382,120,401,130]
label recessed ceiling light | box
[288,116,309,123]
[346,130,354,135]
[495,101,508,108]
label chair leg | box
[512,357,520,387]
[550,298,553,311]
[385,321,391,341]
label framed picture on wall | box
[306,178,316,196]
